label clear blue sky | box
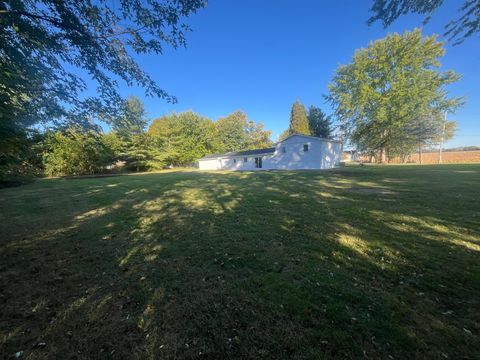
[110,0,479,147]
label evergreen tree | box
[113,96,148,137]
[288,101,310,136]
[307,106,333,138]
[120,134,166,172]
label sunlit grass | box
[1,164,479,359]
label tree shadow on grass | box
[0,166,479,359]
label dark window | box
[282,147,286,153]
[303,144,309,152]
[255,157,263,168]
[244,157,247,162]
[233,159,236,164]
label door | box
[255,157,262,168]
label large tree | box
[42,128,114,176]
[149,111,221,165]
[113,96,148,137]
[215,111,272,152]
[288,100,310,136]
[327,29,463,163]
[307,106,333,138]
[368,0,480,45]
[0,0,205,179]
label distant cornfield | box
[375,151,480,164]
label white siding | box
[200,154,272,171]
[198,135,342,171]
[198,159,219,170]
[263,136,341,170]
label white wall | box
[199,155,269,171]
[198,135,342,171]
[264,135,342,170]
[198,159,219,170]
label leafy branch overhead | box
[0,0,206,129]
[368,0,480,45]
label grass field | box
[1,165,479,359]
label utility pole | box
[439,111,447,164]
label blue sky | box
[109,0,479,147]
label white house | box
[198,134,342,170]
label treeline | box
[442,146,480,152]
[2,97,273,180]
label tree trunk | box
[418,145,423,164]
[439,112,446,164]
[379,147,386,164]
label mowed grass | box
[1,165,479,359]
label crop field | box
[388,150,480,164]
[1,165,479,359]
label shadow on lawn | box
[0,167,479,359]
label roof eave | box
[276,134,343,145]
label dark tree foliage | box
[288,100,310,136]
[368,0,480,45]
[0,128,44,186]
[113,95,148,137]
[0,0,205,130]
[42,128,115,176]
[307,106,333,139]
[0,0,204,180]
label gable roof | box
[277,133,343,144]
[199,147,276,160]
[198,135,342,161]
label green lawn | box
[1,165,479,359]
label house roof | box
[199,147,276,160]
[198,134,342,161]
[276,133,343,144]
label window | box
[282,147,286,154]
[233,159,236,164]
[255,157,262,168]
[244,157,247,162]
[303,144,309,152]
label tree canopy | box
[113,96,148,137]
[0,0,204,180]
[368,0,480,45]
[0,0,205,132]
[215,111,273,152]
[148,110,272,165]
[149,111,220,165]
[42,128,114,176]
[288,101,310,136]
[307,106,333,139]
[327,29,463,162]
